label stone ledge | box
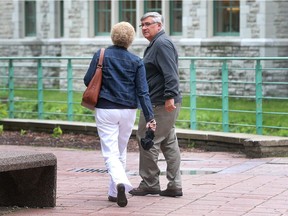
[0,151,56,172]
[1,118,288,158]
[175,128,288,158]
[0,150,57,208]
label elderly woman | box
[84,22,156,207]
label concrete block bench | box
[0,151,57,208]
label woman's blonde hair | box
[111,22,135,49]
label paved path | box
[0,145,288,216]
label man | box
[129,12,183,197]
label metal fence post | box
[255,59,263,134]
[37,59,44,119]
[8,59,14,118]
[67,59,73,121]
[222,60,229,132]
[190,60,197,130]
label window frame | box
[119,0,137,29]
[91,0,182,37]
[144,0,162,14]
[94,0,111,36]
[169,1,182,36]
[213,0,240,36]
[24,0,36,37]
[55,0,64,38]
[59,0,64,37]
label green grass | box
[1,90,288,137]
[177,96,288,136]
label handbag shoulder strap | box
[97,48,105,68]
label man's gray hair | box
[140,12,164,30]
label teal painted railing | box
[0,56,288,136]
[183,56,288,136]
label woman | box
[84,22,156,207]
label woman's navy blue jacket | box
[84,45,154,122]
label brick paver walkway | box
[0,145,288,216]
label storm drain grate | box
[267,162,288,165]
[69,168,108,173]
[68,168,216,175]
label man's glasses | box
[139,22,158,28]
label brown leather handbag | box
[81,48,105,110]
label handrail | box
[0,56,288,136]
[1,56,288,60]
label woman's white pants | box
[95,108,137,197]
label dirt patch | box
[0,131,138,151]
[0,130,198,152]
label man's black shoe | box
[159,188,183,197]
[117,183,128,207]
[129,187,160,196]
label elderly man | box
[129,12,183,197]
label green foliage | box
[52,126,63,138]
[187,142,195,148]
[0,104,8,119]
[1,90,288,137]
[0,125,3,135]
[277,130,288,137]
[20,129,27,136]
[180,95,288,136]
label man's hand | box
[165,98,176,112]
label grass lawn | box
[1,89,288,137]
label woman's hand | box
[146,119,156,131]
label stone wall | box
[0,1,14,39]
[274,1,288,38]
[0,0,287,96]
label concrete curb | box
[1,118,288,158]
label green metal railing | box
[0,56,288,136]
[183,56,288,136]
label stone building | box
[0,0,287,95]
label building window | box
[119,0,136,29]
[55,0,64,37]
[60,0,64,37]
[170,1,182,35]
[144,0,162,14]
[24,0,36,37]
[214,0,239,36]
[94,0,111,36]
[91,0,182,36]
